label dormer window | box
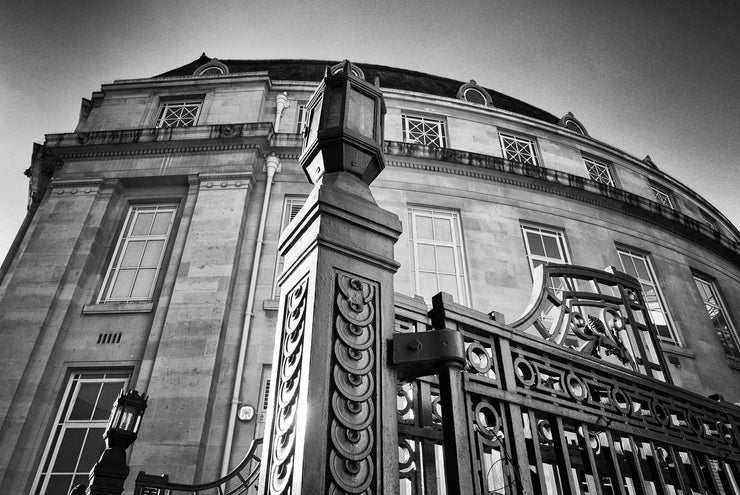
[193,59,229,76]
[558,112,589,136]
[457,80,492,106]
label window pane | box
[109,270,136,299]
[151,211,173,235]
[436,246,455,273]
[131,212,155,236]
[620,255,637,277]
[131,269,156,298]
[526,232,546,257]
[438,274,459,301]
[69,383,100,421]
[46,474,74,495]
[418,272,439,302]
[347,89,375,139]
[417,244,437,271]
[77,428,106,472]
[93,382,123,420]
[542,235,561,259]
[141,240,165,267]
[52,429,85,471]
[120,241,145,268]
[433,218,452,242]
[633,258,650,280]
[415,216,433,240]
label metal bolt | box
[408,339,422,352]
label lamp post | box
[84,390,147,495]
[299,59,386,184]
[259,60,400,494]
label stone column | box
[258,171,401,494]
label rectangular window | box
[296,104,307,134]
[402,115,447,147]
[520,224,570,274]
[272,197,307,298]
[408,207,469,305]
[650,184,675,209]
[500,133,539,166]
[32,371,129,495]
[98,204,177,303]
[618,248,677,344]
[693,275,740,359]
[155,100,202,128]
[583,156,615,186]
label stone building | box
[1,54,740,494]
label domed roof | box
[156,54,560,125]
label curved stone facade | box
[1,56,738,493]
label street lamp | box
[84,390,148,495]
[299,60,386,185]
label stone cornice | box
[383,141,740,266]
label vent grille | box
[97,332,122,344]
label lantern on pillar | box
[299,60,386,185]
[104,390,147,450]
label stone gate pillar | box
[258,169,401,494]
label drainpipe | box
[273,92,289,133]
[221,153,279,476]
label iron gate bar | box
[393,263,740,494]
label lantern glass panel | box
[324,86,343,129]
[347,88,375,140]
[119,405,138,431]
[305,95,323,149]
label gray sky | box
[1,0,739,261]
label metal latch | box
[392,329,466,379]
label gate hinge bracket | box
[392,329,465,380]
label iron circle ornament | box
[651,399,671,426]
[718,421,734,444]
[569,312,587,333]
[537,419,554,443]
[466,342,492,374]
[396,385,413,417]
[565,373,589,402]
[610,388,632,415]
[473,401,502,440]
[513,357,537,387]
[688,413,704,436]
[398,439,415,471]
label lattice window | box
[500,133,539,166]
[693,275,740,359]
[408,207,469,305]
[31,371,129,495]
[402,115,447,147]
[272,197,307,298]
[584,157,615,186]
[650,185,675,209]
[99,204,177,303]
[155,101,202,128]
[521,225,570,274]
[618,248,678,344]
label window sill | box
[659,342,695,359]
[82,302,154,315]
[263,299,279,312]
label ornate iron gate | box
[393,264,740,495]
